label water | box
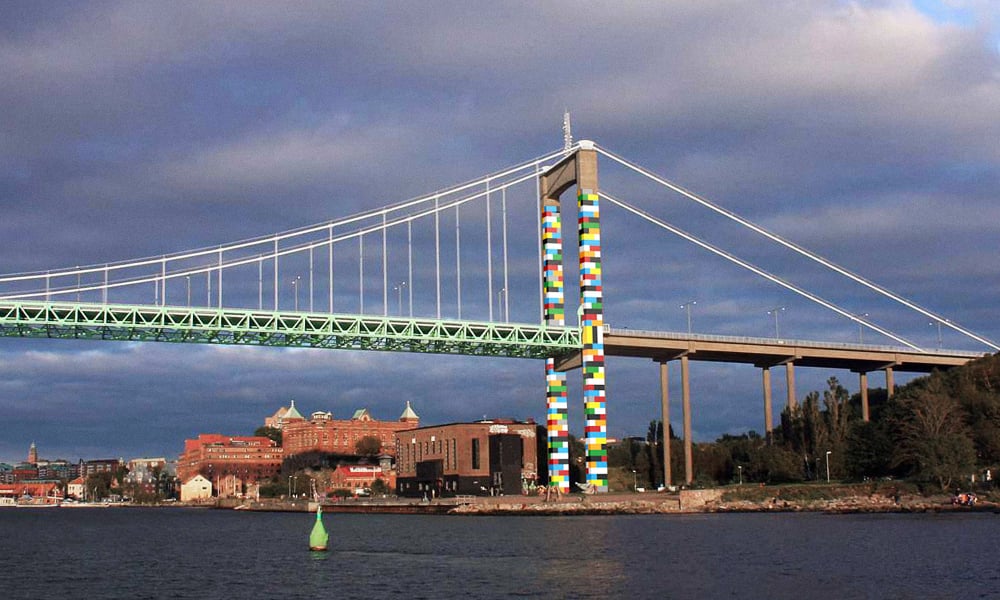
[1,508,998,599]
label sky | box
[1,0,998,465]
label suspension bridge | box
[0,140,993,490]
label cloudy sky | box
[1,1,998,465]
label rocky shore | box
[212,485,998,516]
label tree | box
[890,382,977,491]
[370,478,390,497]
[254,426,282,446]
[355,435,382,456]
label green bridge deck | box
[0,301,581,359]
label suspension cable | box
[601,191,924,351]
[596,145,999,352]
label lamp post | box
[292,276,301,311]
[929,320,943,348]
[497,288,507,322]
[825,450,832,483]
[737,465,743,485]
[767,306,786,339]
[186,275,191,307]
[631,469,637,492]
[680,301,696,334]
[393,281,407,315]
[856,312,869,344]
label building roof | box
[284,400,304,421]
[399,401,419,421]
[352,408,372,421]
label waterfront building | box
[325,464,393,496]
[67,476,85,500]
[282,402,421,458]
[179,474,212,502]
[0,481,62,504]
[395,419,543,498]
[177,434,282,497]
[0,463,11,484]
[80,458,125,480]
[263,400,305,430]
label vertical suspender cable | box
[309,246,314,313]
[328,225,334,313]
[359,234,364,314]
[258,258,263,310]
[501,187,509,322]
[535,163,544,322]
[435,195,441,319]
[456,204,462,319]
[486,180,493,322]
[206,267,210,307]
[273,238,279,310]
[217,250,222,308]
[407,220,413,317]
[161,259,166,306]
[382,212,388,317]
[45,273,50,302]
[103,265,108,304]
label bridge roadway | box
[557,326,987,486]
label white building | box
[180,474,212,502]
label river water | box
[1,508,997,599]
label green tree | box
[890,382,977,491]
[355,435,382,456]
[370,478,390,497]
[254,426,283,446]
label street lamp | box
[767,306,786,339]
[497,288,507,322]
[737,465,743,485]
[680,301,696,334]
[287,475,292,498]
[855,312,869,344]
[631,469,637,492]
[393,281,407,315]
[929,320,944,348]
[825,450,832,483]
[186,275,191,307]
[292,276,301,311]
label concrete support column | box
[858,372,870,422]
[659,361,671,488]
[681,355,693,485]
[762,367,773,441]
[785,362,797,409]
[885,367,895,399]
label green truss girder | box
[0,301,581,360]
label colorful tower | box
[542,197,569,493]
[28,441,38,465]
[539,141,604,492]
[578,187,607,492]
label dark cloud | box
[0,1,997,463]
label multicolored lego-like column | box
[578,188,607,492]
[542,199,569,493]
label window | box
[471,438,480,470]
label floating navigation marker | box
[309,505,329,551]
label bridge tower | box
[539,141,607,493]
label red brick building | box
[395,419,542,498]
[177,434,283,497]
[282,402,420,457]
[325,464,393,496]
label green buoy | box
[309,505,329,551]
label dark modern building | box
[394,420,543,498]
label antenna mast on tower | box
[563,111,573,153]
